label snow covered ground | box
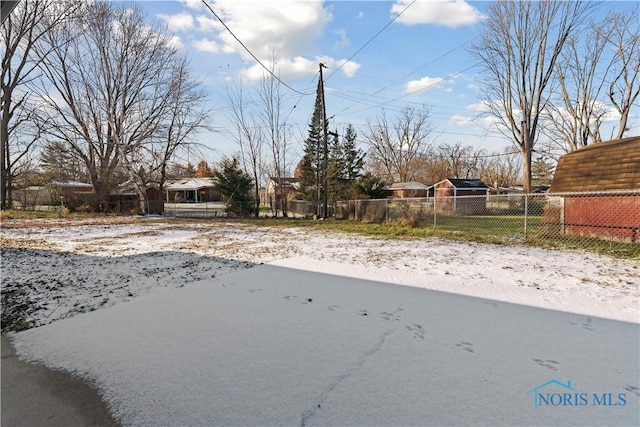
[1,216,638,327]
[1,217,639,425]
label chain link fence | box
[334,190,640,250]
[164,202,227,218]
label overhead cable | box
[326,0,416,81]
[200,0,312,96]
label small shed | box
[432,179,489,215]
[548,136,640,243]
[387,182,432,198]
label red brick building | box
[432,179,489,215]
[549,136,640,243]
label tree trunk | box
[1,105,7,209]
[522,147,532,194]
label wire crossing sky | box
[148,0,638,160]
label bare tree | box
[256,61,292,217]
[144,59,212,213]
[544,22,611,152]
[606,5,640,139]
[32,2,191,212]
[481,148,522,188]
[545,5,639,153]
[1,0,76,208]
[363,106,433,183]
[469,1,595,193]
[436,142,486,180]
[225,78,264,217]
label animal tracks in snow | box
[532,358,560,371]
[405,323,426,340]
[455,341,475,353]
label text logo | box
[529,379,627,408]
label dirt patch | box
[2,218,638,332]
[0,237,57,250]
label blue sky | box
[133,0,637,165]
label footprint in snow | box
[405,323,426,340]
[532,358,560,371]
[623,384,639,397]
[455,341,474,353]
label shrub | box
[76,203,94,213]
[58,207,70,218]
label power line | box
[334,64,478,117]
[284,73,319,124]
[373,42,468,95]
[200,0,312,96]
[325,0,416,81]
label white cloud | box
[449,114,474,127]
[594,101,621,122]
[391,0,485,28]
[196,15,221,32]
[404,76,444,93]
[244,56,314,81]
[333,28,351,50]
[336,59,361,78]
[356,11,364,19]
[157,12,195,32]
[193,38,221,53]
[467,101,493,113]
[178,0,205,11]
[210,0,332,59]
[167,35,184,51]
[190,1,361,82]
[243,56,360,82]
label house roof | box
[387,182,429,190]
[49,180,93,189]
[165,178,217,191]
[435,179,489,189]
[112,181,160,196]
[270,177,299,185]
[549,136,640,193]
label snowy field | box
[1,216,638,327]
[1,217,639,425]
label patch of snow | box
[1,219,638,327]
[11,265,639,426]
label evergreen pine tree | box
[298,79,326,211]
[355,172,387,199]
[214,157,254,216]
[341,124,365,197]
[327,130,345,208]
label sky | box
[130,0,638,167]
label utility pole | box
[319,63,329,218]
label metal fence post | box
[385,199,388,222]
[524,193,529,241]
[433,196,437,229]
